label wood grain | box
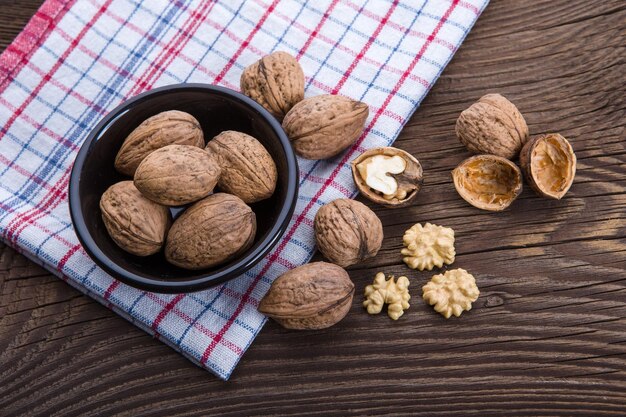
[1,0,625,415]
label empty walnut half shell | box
[519,133,576,199]
[452,155,522,211]
[351,147,423,207]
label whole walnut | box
[100,181,171,256]
[134,144,221,206]
[456,94,529,159]
[314,199,383,268]
[258,262,354,330]
[206,131,277,203]
[240,51,304,120]
[282,95,369,160]
[165,193,256,270]
[114,110,204,176]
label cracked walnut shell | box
[519,133,576,199]
[456,94,529,159]
[134,144,220,206]
[165,193,256,270]
[363,272,410,320]
[401,223,455,271]
[314,199,383,268]
[452,154,522,211]
[100,181,171,256]
[114,110,205,176]
[240,51,305,120]
[258,262,354,330]
[206,131,277,203]
[282,95,369,160]
[423,268,480,318]
[351,147,423,208]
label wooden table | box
[1,1,625,415]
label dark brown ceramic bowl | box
[69,84,298,293]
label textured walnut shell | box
[456,94,529,159]
[452,155,522,211]
[100,181,171,256]
[314,199,383,268]
[282,95,369,160]
[134,144,220,206]
[519,133,576,199]
[258,262,354,330]
[165,193,256,270]
[114,110,204,176]
[240,51,304,120]
[206,131,277,203]
[351,147,423,208]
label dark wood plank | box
[1,0,625,416]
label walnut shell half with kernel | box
[452,154,522,211]
[456,94,529,159]
[282,95,369,160]
[519,133,576,199]
[206,131,277,203]
[314,199,383,268]
[351,147,423,208]
[258,262,354,330]
[240,51,305,120]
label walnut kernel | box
[422,268,479,318]
[363,272,410,320]
[401,223,455,271]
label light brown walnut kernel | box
[519,133,576,199]
[363,272,410,320]
[452,154,522,211]
[423,268,480,319]
[401,223,455,271]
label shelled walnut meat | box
[134,144,221,206]
[401,223,455,271]
[240,51,305,120]
[165,193,256,270]
[114,110,204,176]
[314,199,383,268]
[456,94,529,159]
[100,181,171,256]
[206,131,277,203]
[258,262,354,330]
[282,95,369,160]
[452,154,523,211]
[423,268,480,319]
[351,147,423,207]
[520,133,576,199]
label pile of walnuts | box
[100,110,277,270]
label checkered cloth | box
[0,0,488,379]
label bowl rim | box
[68,83,299,293]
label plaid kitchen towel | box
[0,0,488,379]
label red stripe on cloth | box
[200,0,461,365]
[0,0,112,143]
[57,243,81,272]
[213,0,280,84]
[332,0,398,94]
[151,294,185,331]
[129,0,219,96]
[103,280,120,301]
[0,0,77,94]
[296,0,339,59]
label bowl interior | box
[71,85,296,291]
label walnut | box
[456,94,529,159]
[351,147,423,208]
[363,272,410,320]
[134,144,220,206]
[422,268,480,318]
[282,95,369,160]
[520,133,576,199]
[114,110,205,176]
[258,262,354,330]
[452,154,523,211]
[205,131,277,203]
[240,51,305,120]
[99,181,171,256]
[401,223,455,271]
[165,193,256,270]
[314,199,383,268]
